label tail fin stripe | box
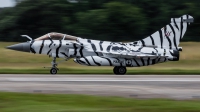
[187,14,189,26]
[159,30,163,48]
[150,35,155,45]
[173,18,179,30]
[180,17,183,42]
[169,23,178,50]
[166,35,172,49]
[141,40,145,46]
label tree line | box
[0,0,199,42]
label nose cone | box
[6,42,30,52]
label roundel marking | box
[126,59,132,66]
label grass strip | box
[0,92,200,112]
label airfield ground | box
[0,74,200,112]
[1,74,200,99]
[0,42,200,74]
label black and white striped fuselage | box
[30,38,178,67]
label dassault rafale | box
[7,15,194,75]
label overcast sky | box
[0,0,16,8]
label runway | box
[1,74,200,99]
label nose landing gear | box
[50,57,59,75]
[46,57,70,75]
[113,66,127,75]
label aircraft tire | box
[50,68,57,75]
[113,66,126,75]
[113,66,119,74]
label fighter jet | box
[7,14,194,75]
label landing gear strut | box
[50,57,59,75]
[113,66,127,75]
[47,57,70,75]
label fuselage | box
[29,38,179,67]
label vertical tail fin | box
[131,14,194,50]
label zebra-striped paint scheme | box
[7,15,193,74]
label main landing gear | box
[113,66,127,75]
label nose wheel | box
[45,57,70,75]
[113,66,127,75]
[50,68,58,74]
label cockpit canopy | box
[34,32,78,41]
